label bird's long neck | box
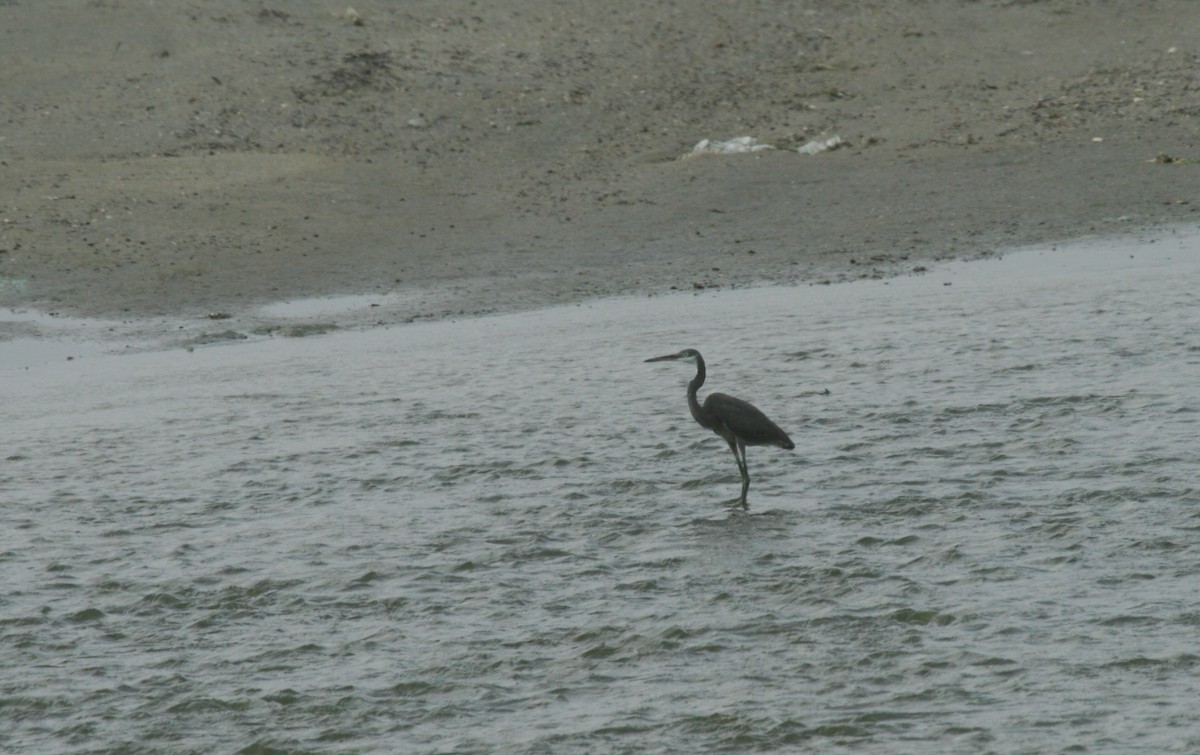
[687,355,710,427]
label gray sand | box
[1,1,1198,322]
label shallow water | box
[4,231,1200,752]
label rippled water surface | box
[4,233,1200,752]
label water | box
[4,231,1200,753]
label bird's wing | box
[703,392,794,448]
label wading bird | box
[645,348,793,509]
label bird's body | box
[646,348,793,509]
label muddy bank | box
[1,1,1197,322]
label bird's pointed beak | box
[644,353,682,363]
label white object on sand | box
[684,136,776,158]
[796,135,843,155]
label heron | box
[645,348,794,509]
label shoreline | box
[3,222,1194,365]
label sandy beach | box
[1,1,1198,323]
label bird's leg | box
[737,439,750,510]
[726,438,749,509]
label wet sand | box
[1,1,1198,323]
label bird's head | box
[645,348,701,364]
